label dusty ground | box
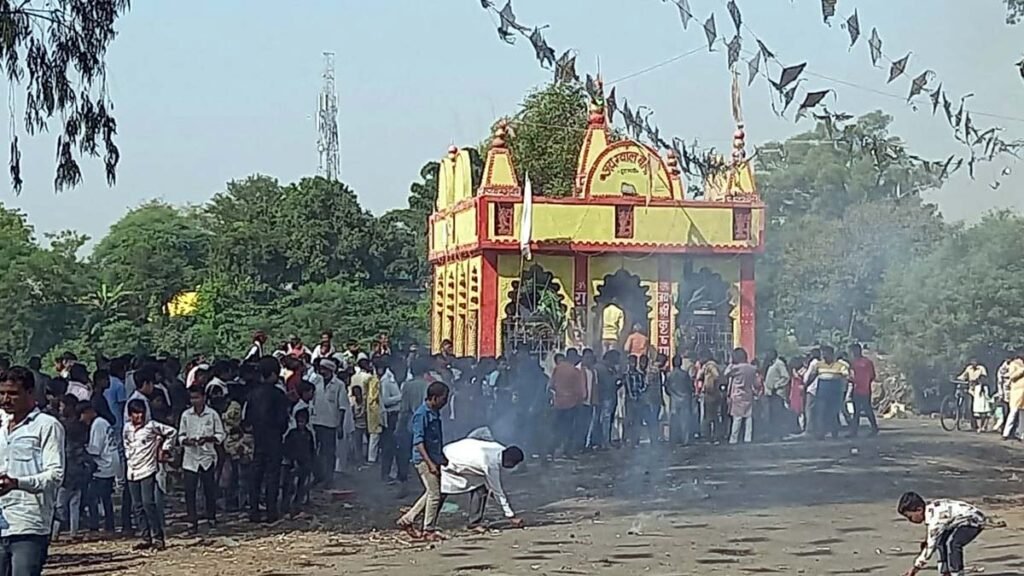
[49,419,1024,576]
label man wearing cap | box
[310,358,348,488]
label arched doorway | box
[675,260,734,362]
[502,264,567,358]
[592,268,651,350]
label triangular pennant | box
[727,0,742,31]
[929,84,943,115]
[675,0,693,30]
[757,39,775,61]
[747,51,762,86]
[606,87,618,124]
[797,89,832,118]
[703,13,717,51]
[887,52,910,83]
[821,0,837,25]
[868,28,882,67]
[906,70,933,102]
[843,10,860,49]
[727,34,742,70]
[775,62,807,90]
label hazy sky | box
[3,0,1022,244]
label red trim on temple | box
[479,252,499,357]
[739,254,756,357]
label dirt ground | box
[48,418,1024,576]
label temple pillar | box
[739,254,756,356]
[479,252,499,357]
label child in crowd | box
[281,408,316,515]
[898,491,987,576]
[52,418,93,541]
[124,398,177,550]
[221,380,254,511]
[351,385,368,461]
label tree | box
[758,111,941,225]
[91,201,210,319]
[1,0,130,192]
[756,112,947,353]
[875,211,1024,394]
[506,81,589,197]
[0,205,88,356]
[1007,0,1023,24]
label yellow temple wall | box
[430,256,483,357]
[430,204,479,254]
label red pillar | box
[479,251,499,356]
[739,254,756,357]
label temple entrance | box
[592,269,651,350]
[675,260,734,362]
[502,264,567,358]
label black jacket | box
[243,383,290,446]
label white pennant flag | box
[520,172,533,260]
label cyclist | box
[956,359,988,431]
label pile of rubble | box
[870,353,915,418]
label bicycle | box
[940,379,975,432]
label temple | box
[427,85,764,361]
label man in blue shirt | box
[397,381,449,540]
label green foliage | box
[91,201,210,319]
[756,111,947,354]
[1007,0,1024,24]
[1,1,130,192]
[506,81,589,197]
[876,212,1024,376]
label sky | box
[2,0,1022,245]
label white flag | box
[520,172,533,260]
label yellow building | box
[428,91,764,360]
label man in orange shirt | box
[624,324,649,359]
[548,351,586,459]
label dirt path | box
[49,419,1024,576]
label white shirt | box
[310,374,348,429]
[0,409,65,536]
[289,399,310,431]
[440,437,515,518]
[380,370,402,412]
[123,420,176,482]
[915,499,987,568]
[87,417,120,479]
[178,407,226,473]
[66,380,91,402]
[311,344,335,361]
[804,358,820,395]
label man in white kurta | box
[440,429,523,528]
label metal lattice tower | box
[317,52,340,181]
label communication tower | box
[317,52,340,180]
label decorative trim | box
[656,256,672,357]
[494,202,515,236]
[614,205,635,239]
[732,206,752,241]
[428,239,765,263]
[739,255,756,356]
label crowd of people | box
[1,321,1018,573]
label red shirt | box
[850,357,876,396]
[550,364,585,410]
